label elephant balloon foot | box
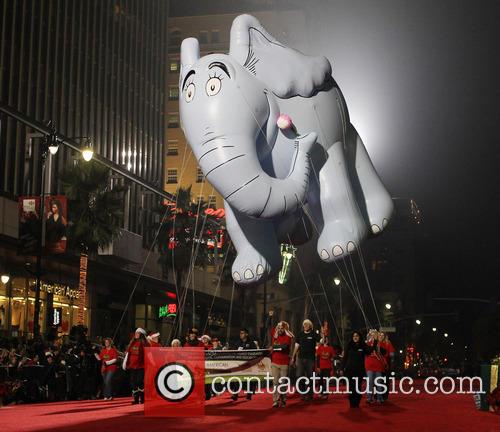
[316,220,365,262]
[371,218,390,235]
[232,249,275,284]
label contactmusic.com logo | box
[155,362,196,402]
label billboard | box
[18,195,68,255]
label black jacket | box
[342,340,367,377]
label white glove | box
[122,352,128,371]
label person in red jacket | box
[95,337,118,400]
[147,332,161,347]
[184,328,205,348]
[364,329,387,404]
[124,328,148,404]
[200,335,213,350]
[270,320,294,408]
[378,332,395,401]
[316,337,336,399]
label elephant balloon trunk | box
[203,133,316,219]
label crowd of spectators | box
[0,326,129,405]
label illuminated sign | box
[78,254,88,324]
[29,281,80,299]
[53,308,62,326]
[159,303,177,318]
[278,244,296,284]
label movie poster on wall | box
[44,195,68,254]
[18,196,40,256]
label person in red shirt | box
[200,335,213,350]
[364,330,387,404]
[183,328,205,348]
[95,337,118,400]
[316,337,336,399]
[124,328,148,404]
[378,332,395,401]
[147,332,161,347]
[270,319,294,408]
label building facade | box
[0,0,169,341]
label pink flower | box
[277,114,293,130]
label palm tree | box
[152,186,229,332]
[60,161,126,324]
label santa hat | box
[147,332,160,340]
[201,334,211,341]
[135,327,147,336]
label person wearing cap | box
[211,338,223,350]
[200,335,212,350]
[123,328,147,404]
[147,332,161,348]
[95,337,118,400]
[184,328,204,348]
[170,339,182,347]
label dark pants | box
[320,369,331,395]
[130,368,144,402]
[296,357,315,397]
[102,370,115,399]
[347,375,363,407]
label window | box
[168,113,179,128]
[167,140,178,156]
[196,195,204,206]
[170,60,179,72]
[199,31,208,44]
[208,195,217,208]
[211,30,220,43]
[170,30,182,49]
[169,86,179,101]
[196,167,204,183]
[167,169,178,184]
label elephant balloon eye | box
[184,83,195,102]
[185,83,195,103]
[206,77,222,96]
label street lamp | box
[48,134,59,155]
[333,277,341,286]
[385,303,392,310]
[82,139,94,162]
[415,319,422,325]
[432,327,437,332]
[444,333,449,338]
[1,274,10,284]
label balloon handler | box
[122,328,148,404]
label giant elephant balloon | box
[179,15,394,285]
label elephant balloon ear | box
[229,14,332,98]
[180,38,200,82]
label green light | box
[159,303,177,318]
[278,244,297,284]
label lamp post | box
[32,122,59,338]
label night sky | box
[171,0,500,301]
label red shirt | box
[183,340,205,348]
[148,341,161,348]
[99,347,118,373]
[380,340,395,363]
[271,332,292,366]
[316,345,336,370]
[127,340,145,369]
[365,341,386,372]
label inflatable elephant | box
[179,15,394,285]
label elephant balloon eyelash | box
[208,71,224,80]
[183,78,195,91]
